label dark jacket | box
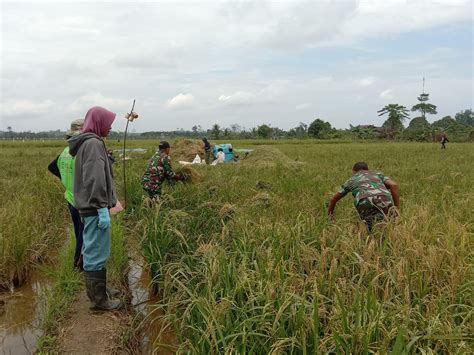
[68,133,117,216]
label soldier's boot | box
[84,269,122,311]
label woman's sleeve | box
[47,155,61,179]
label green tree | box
[378,104,409,138]
[411,93,437,119]
[405,116,431,141]
[211,124,221,139]
[257,124,273,139]
[308,118,332,138]
[432,116,460,131]
[293,122,308,138]
[455,109,474,126]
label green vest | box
[57,147,75,205]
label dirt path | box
[58,289,130,354]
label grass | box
[36,238,82,354]
[1,139,472,353]
[123,140,473,353]
[0,141,69,289]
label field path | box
[58,288,127,354]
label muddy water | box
[128,258,176,354]
[0,273,49,355]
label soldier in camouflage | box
[141,141,183,199]
[328,162,400,231]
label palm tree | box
[377,104,410,138]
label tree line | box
[2,93,472,142]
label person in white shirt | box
[212,148,225,165]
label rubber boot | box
[102,267,121,298]
[107,287,121,298]
[84,269,122,311]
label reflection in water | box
[128,258,176,354]
[0,274,48,355]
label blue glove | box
[97,208,110,230]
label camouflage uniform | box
[141,151,176,198]
[338,171,394,230]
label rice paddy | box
[0,139,472,353]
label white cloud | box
[166,93,195,110]
[1,99,56,117]
[218,91,255,105]
[354,77,376,87]
[339,0,471,43]
[67,93,131,114]
[379,89,394,100]
[0,1,472,131]
[295,103,312,110]
[219,82,285,106]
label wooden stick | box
[123,99,136,209]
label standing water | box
[0,272,49,354]
[128,257,176,354]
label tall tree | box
[211,124,221,139]
[294,122,308,138]
[455,109,474,126]
[257,124,273,139]
[378,104,410,137]
[308,118,332,138]
[411,93,437,119]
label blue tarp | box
[213,144,234,161]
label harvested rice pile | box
[172,138,205,162]
[240,146,304,168]
[176,165,203,183]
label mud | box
[0,272,49,355]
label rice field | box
[128,140,473,353]
[0,139,472,353]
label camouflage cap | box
[66,119,84,137]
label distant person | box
[212,148,225,165]
[202,138,212,164]
[441,133,449,149]
[141,141,184,199]
[68,106,122,311]
[48,119,84,271]
[328,162,400,231]
[107,149,116,164]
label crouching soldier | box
[328,162,400,231]
[141,141,184,199]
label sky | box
[0,0,472,132]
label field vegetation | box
[120,139,473,353]
[0,141,69,289]
[1,139,472,353]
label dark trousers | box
[67,203,84,269]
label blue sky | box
[1,0,472,132]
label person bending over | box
[328,162,400,231]
[141,141,183,199]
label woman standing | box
[68,106,121,311]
